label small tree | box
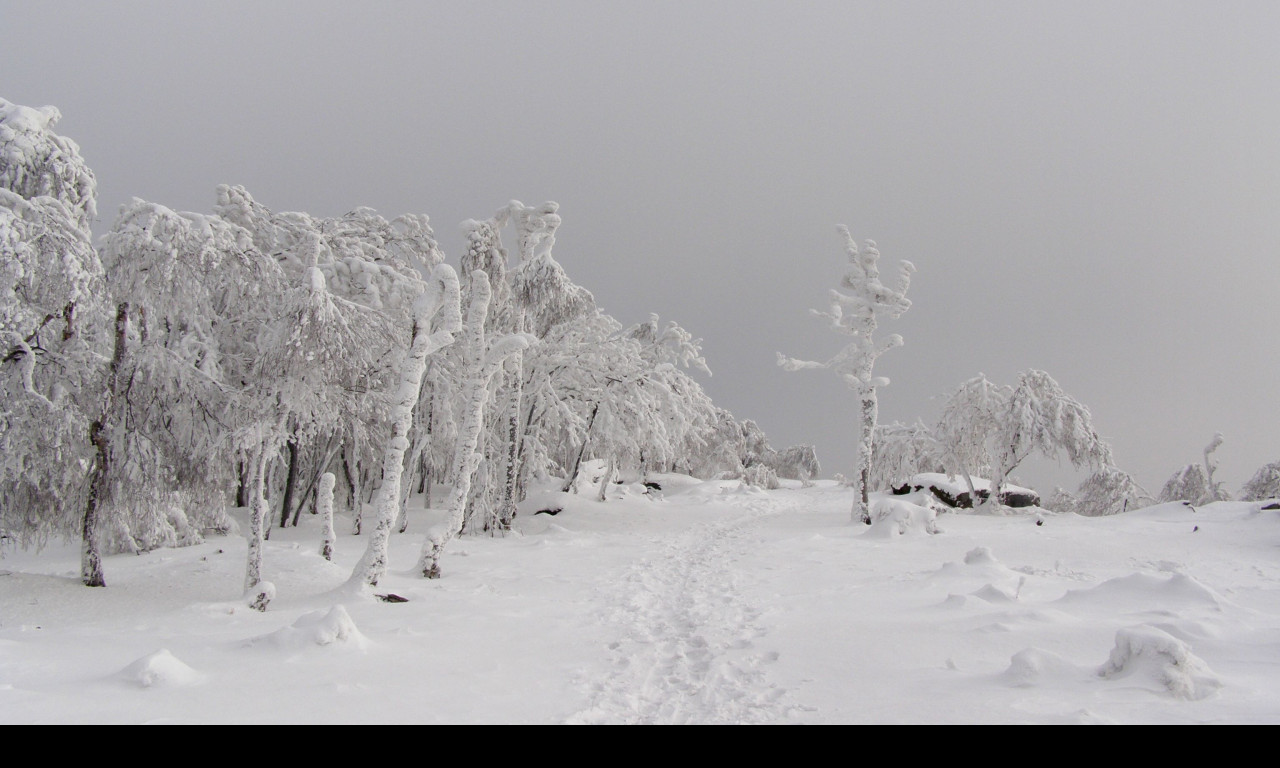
[933,374,1010,502]
[779,228,914,524]
[1158,433,1231,505]
[984,370,1112,510]
[870,420,945,493]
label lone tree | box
[779,228,914,524]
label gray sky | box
[7,0,1278,494]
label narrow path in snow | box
[567,497,797,724]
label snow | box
[1,480,1277,723]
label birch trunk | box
[350,269,461,587]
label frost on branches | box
[0,99,106,562]
[779,228,914,524]
[0,99,96,233]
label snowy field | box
[2,478,1277,724]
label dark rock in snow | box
[535,507,562,516]
[376,593,409,603]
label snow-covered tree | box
[984,370,1112,510]
[0,99,107,570]
[779,229,914,524]
[773,445,821,485]
[933,374,1010,502]
[1050,466,1153,517]
[870,420,945,493]
[0,99,96,232]
[1158,433,1231,506]
[100,199,283,591]
[214,185,438,536]
[1239,461,1280,502]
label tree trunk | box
[319,472,336,561]
[236,459,250,508]
[278,435,300,528]
[596,455,616,502]
[853,389,876,525]
[80,301,131,587]
[245,443,270,592]
[497,358,523,529]
[292,434,341,526]
[562,402,600,493]
[81,419,109,587]
[351,298,456,587]
[344,444,363,535]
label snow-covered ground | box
[1,479,1277,724]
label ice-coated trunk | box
[318,472,336,561]
[497,357,523,530]
[417,271,528,579]
[596,455,617,502]
[351,274,460,588]
[245,443,271,591]
[246,408,288,594]
[418,370,489,577]
[852,383,876,525]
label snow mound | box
[257,605,369,652]
[1003,647,1087,688]
[1098,626,1222,700]
[964,546,997,565]
[1057,572,1223,612]
[864,497,938,537]
[972,583,1018,603]
[118,649,204,689]
[933,547,1017,581]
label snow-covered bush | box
[1050,466,1153,517]
[1239,461,1280,502]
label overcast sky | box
[7,1,1278,494]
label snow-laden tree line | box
[781,228,1277,520]
[0,98,812,603]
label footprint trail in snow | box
[568,499,799,724]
